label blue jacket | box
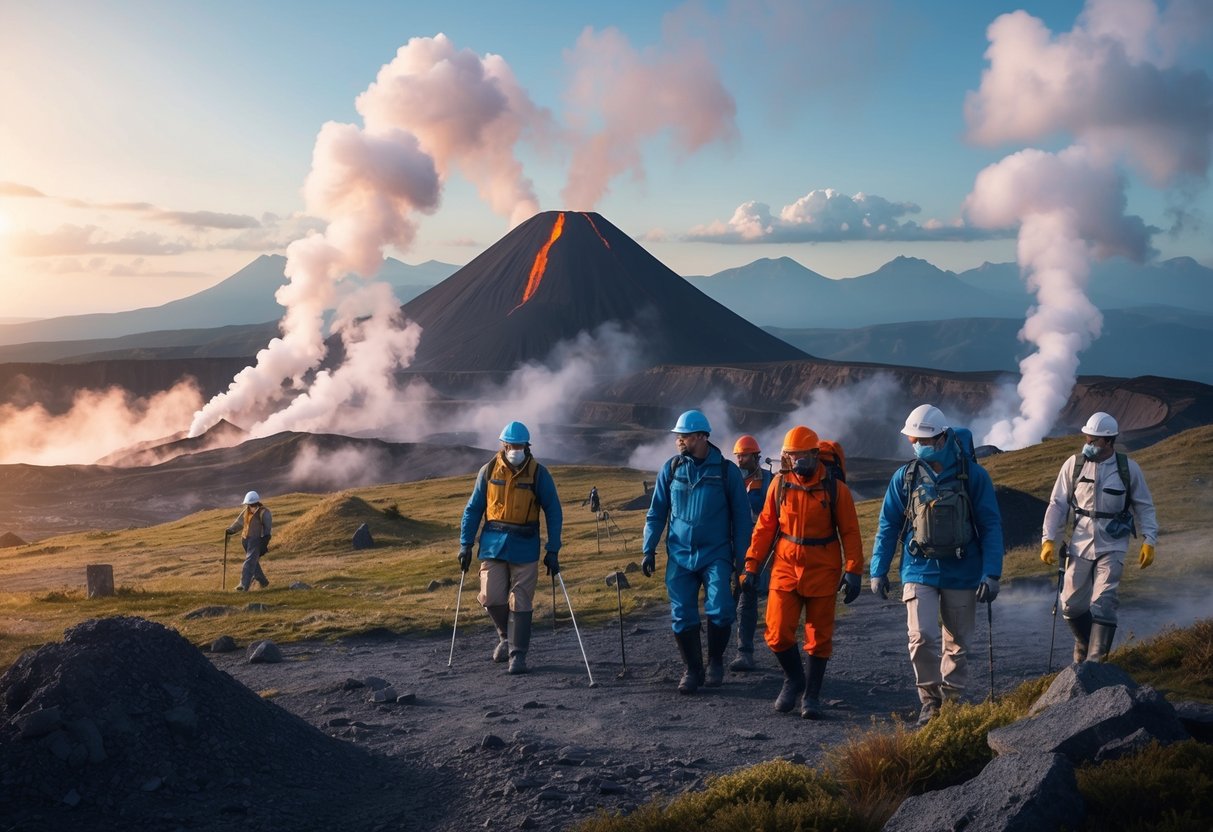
[743,467,774,521]
[460,459,562,563]
[870,429,1004,589]
[643,444,753,572]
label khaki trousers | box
[477,559,540,612]
[904,583,975,705]
[1061,550,1124,624]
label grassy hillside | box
[2,426,1211,669]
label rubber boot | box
[801,656,827,720]
[1066,611,1093,663]
[705,622,731,687]
[730,582,758,671]
[674,629,705,695]
[772,648,805,713]
[487,604,510,663]
[1086,620,1117,663]
[507,610,532,675]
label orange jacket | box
[744,468,864,597]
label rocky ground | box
[2,578,1207,832]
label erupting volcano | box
[400,211,807,371]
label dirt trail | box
[207,578,1209,831]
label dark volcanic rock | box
[0,616,439,830]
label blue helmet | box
[499,421,531,444]
[670,409,711,435]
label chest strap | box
[778,530,838,547]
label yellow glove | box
[1040,539,1056,566]
[1139,542,1155,569]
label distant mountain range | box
[0,255,458,349]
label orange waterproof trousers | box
[765,588,836,657]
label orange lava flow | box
[513,212,564,312]
[581,212,610,249]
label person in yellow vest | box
[225,490,272,591]
[459,421,564,675]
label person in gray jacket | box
[226,490,272,591]
[1041,412,1158,663]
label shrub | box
[1077,740,1213,831]
[1114,618,1213,702]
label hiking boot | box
[729,651,756,672]
[773,648,805,713]
[488,604,510,664]
[492,638,509,663]
[674,629,704,695]
[507,610,532,675]
[508,652,528,675]
[917,699,941,727]
[1086,620,1117,663]
[257,578,269,589]
[704,622,731,687]
[234,584,248,592]
[801,656,827,720]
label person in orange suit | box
[742,426,864,718]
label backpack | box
[901,428,979,559]
[1067,452,1136,539]
[817,440,846,484]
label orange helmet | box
[733,435,760,455]
[781,426,819,454]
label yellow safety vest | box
[241,505,265,540]
[486,454,541,526]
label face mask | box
[1081,443,1099,460]
[913,441,942,463]
[792,457,817,477]
[505,449,527,466]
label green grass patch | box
[1112,618,1213,702]
[1077,740,1213,832]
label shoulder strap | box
[1115,452,1132,506]
[1068,454,1084,507]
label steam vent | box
[399,210,808,371]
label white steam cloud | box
[0,381,203,466]
[964,0,1212,449]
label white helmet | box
[901,404,948,438]
[1081,412,1119,437]
[242,490,262,505]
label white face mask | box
[505,448,527,466]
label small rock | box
[289,581,312,590]
[247,641,283,664]
[395,692,417,705]
[184,605,231,620]
[427,580,442,592]
[537,789,565,802]
[16,706,61,739]
[245,602,269,612]
[327,718,352,727]
[364,676,391,691]
[210,635,238,653]
[599,780,626,795]
[481,734,506,750]
[343,678,366,690]
[521,701,545,709]
[370,686,398,704]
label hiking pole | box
[1047,543,1067,674]
[556,573,596,687]
[222,533,228,590]
[447,570,466,668]
[987,599,995,701]
[611,570,629,676]
[552,576,558,632]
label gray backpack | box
[901,432,978,559]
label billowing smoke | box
[0,381,203,466]
[288,442,390,490]
[963,0,1213,449]
[561,24,737,209]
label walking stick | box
[556,573,596,687]
[614,571,627,673]
[552,575,558,632]
[1047,542,1067,674]
[222,534,228,590]
[987,599,995,701]
[447,569,466,668]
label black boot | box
[1086,620,1117,663]
[507,611,532,675]
[1066,611,1093,663]
[674,628,705,694]
[487,604,510,663]
[705,622,731,687]
[772,648,805,713]
[730,581,758,671]
[801,656,827,719]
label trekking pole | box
[447,570,466,668]
[595,513,602,555]
[552,575,558,632]
[614,570,628,674]
[556,573,596,687]
[222,534,228,590]
[1047,543,1067,674]
[987,600,995,701]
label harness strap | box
[778,530,838,547]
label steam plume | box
[964,0,1212,448]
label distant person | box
[869,405,1004,726]
[729,434,774,672]
[225,490,272,592]
[1040,412,1158,663]
[459,421,563,675]
[641,410,752,694]
[742,426,864,717]
[582,486,601,514]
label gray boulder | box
[247,640,284,664]
[353,523,374,550]
[210,635,238,653]
[1172,700,1213,743]
[882,752,1083,832]
[1029,662,1137,716]
[989,684,1188,762]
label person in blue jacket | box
[729,434,774,671]
[642,410,753,694]
[460,421,563,675]
[869,404,1004,726]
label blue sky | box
[1,0,1210,318]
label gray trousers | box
[1062,550,1125,624]
[240,537,268,588]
